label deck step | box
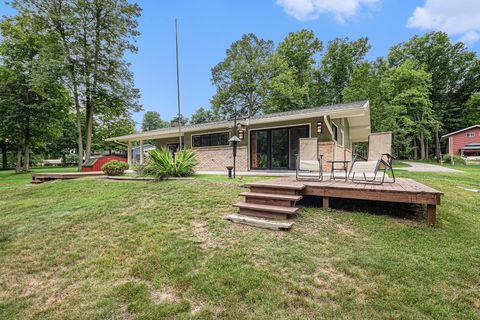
[239,192,302,202]
[243,182,304,190]
[233,202,298,214]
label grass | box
[0,166,479,319]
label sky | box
[1,0,480,130]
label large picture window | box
[192,132,229,148]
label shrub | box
[145,147,198,179]
[443,154,465,165]
[101,160,129,176]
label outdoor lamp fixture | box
[317,121,323,134]
[229,135,241,178]
[238,130,245,140]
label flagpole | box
[175,18,182,149]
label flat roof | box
[107,100,370,142]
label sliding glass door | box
[250,125,309,170]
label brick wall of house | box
[194,146,248,172]
[319,141,352,172]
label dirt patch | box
[336,223,354,236]
[191,221,220,250]
[149,287,178,304]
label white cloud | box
[276,0,380,23]
[407,0,480,43]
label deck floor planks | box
[250,177,443,206]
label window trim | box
[332,123,339,143]
[191,131,230,149]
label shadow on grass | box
[299,195,425,222]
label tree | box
[43,114,78,164]
[465,93,480,126]
[211,33,274,118]
[388,32,479,160]
[141,111,169,131]
[264,30,322,113]
[388,61,435,159]
[343,58,392,134]
[13,0,142,169]
[93,113,135,152]
[316,37,370,104]
[0,13,67,172]
[190,107,220,124]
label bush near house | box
[101,160,129,176]
[443,154,465,165]
[143,148,198,179]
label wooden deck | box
[236,177,443,226]
[31,171,104,184]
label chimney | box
[170,116,186,127]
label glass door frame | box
[249,124,311,170]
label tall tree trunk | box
[75,99,84,171]
[23,92,30,172]
[54,14,84,171]
[425,138,429,160]
[16,140,23,173]
[434,124,441,163]
[413,138,418,160]
[419,132,426,160]
[85,106,94,160]
[23,143,30,172]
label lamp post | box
[229,110,248,179]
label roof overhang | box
[441,125,480,139]
[107,101,371,142]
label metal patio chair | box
[296,138,323,181]
[348,132,395,184]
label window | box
[332,123,339,143]
[467,132,475,138]
[192,132,229,148]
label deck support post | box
[127,141,132,169]
[139,140,144,164]
[323,196,329,209]
[427,204,436,227]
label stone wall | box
[194,146,248,172]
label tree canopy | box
[141,111,170,132]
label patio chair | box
[296,138,323,181]
[348,132,395,184]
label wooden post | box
[427,204,436,227]
[139,140,144,164]
[127,141,132,169]
[323,197,329,209]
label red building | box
[442,125,480,157]
[81,155,128,172]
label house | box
[441,125,480,159]
[132,143,155,164]
[106,101,371,172]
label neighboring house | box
[442,125,480,158]
[106,101,371,172]
[132,143,155,164]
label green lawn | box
[1,167,479,319]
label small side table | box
[327,160,350,181]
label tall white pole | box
[175,18,182,149]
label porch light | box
[238,129,245,140]
[317,121,323,134]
